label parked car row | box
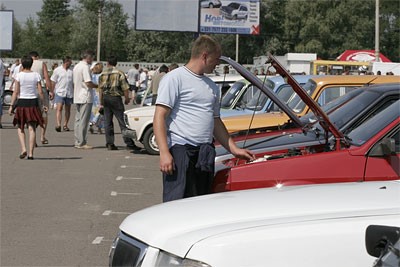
[111,55,400,266]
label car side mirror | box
[366,225,400,258]
[369,138,396,157]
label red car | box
[213,54,399,192]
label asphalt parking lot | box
[0,106,162,266]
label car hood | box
[124,105,155,117]
[220,5,235,13]
[220,56,303,128]
[222,111,290,133]
[267,53,346,146]
[120,180,400,258]
[220,108,251,118]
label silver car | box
[200,0,222,8]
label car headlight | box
[156,251,211,267]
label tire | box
[233,14,238,20]
[209,3,214,8]
[142,126,159,155]
[2,91,13,106]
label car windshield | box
[317,90,382,131]
[245,79,275,111]
[287,79,317,113]
[300,88,364,124]
[268,85,297,112]
[220,81,246,108]
[347,100,399,146]
[228,3,240,9]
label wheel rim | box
[149,133,159,152]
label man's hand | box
[124,97,130,105]
[231,146,256,161]
[160,151,175,175]
[8,106,13,115]
[49,91,54,100]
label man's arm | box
[153,104,174,175]
[42,62,54,99]
[213,117,255,160]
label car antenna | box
[240,70,270,163]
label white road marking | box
[92,236,104,244]
[120,165,147,168]
[102,210,131,216]
[116,176,144,181]
[125,156,130,159]
[111,191,143,196]
[102,210,112,216]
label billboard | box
[0,10,13,50]
[200,0,260,34]
[135,0,199,32]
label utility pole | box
[375,0,380,62]
[235,34,239,62]
[97,1,103,61]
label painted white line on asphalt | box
[102,210,112,216]
[111,191,143,197]
[120,165,147,168]
[102,210,131,216]
[125,156,131,159]
[111,191,143,196]
[92,236,104,244]
[116,176,144,181]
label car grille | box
[109,231,148,267]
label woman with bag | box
[8,55,47,160]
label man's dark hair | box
[63,56,72,63]
[159,64,168,73]
[107,55,118,66]
[134,63,139,69]
[81,50,94,59]
[21,55,33,69]
[29,51,39,58]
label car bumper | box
[123,114,138,140]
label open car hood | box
[266,53,347,148]
[220,56,303,128]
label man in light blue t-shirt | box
[154,35,254,202]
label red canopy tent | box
[336,50,392,62]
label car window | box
[287,80,317,113]
[220,81,245,108]
[317,86,359,106]
[322,90,381,130]
[269,85,297,111]
[300,88,364,123]
[347,100,399,146]
[245,80,275,111]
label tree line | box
[1,0,399,63]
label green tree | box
[36,0,71,58]
[69,0,129,61]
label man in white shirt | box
[51,56,74,133]
[73,50,97,149]
[126,63,139,103]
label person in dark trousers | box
[149,64,168,105]
[153,35,255,202]
[98,56,140,151]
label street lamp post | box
[97,1,104,61]
[375,0,380,62]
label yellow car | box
[223,75,400,133]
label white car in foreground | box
[109,180,400,266]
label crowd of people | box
[1,50,172,159]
